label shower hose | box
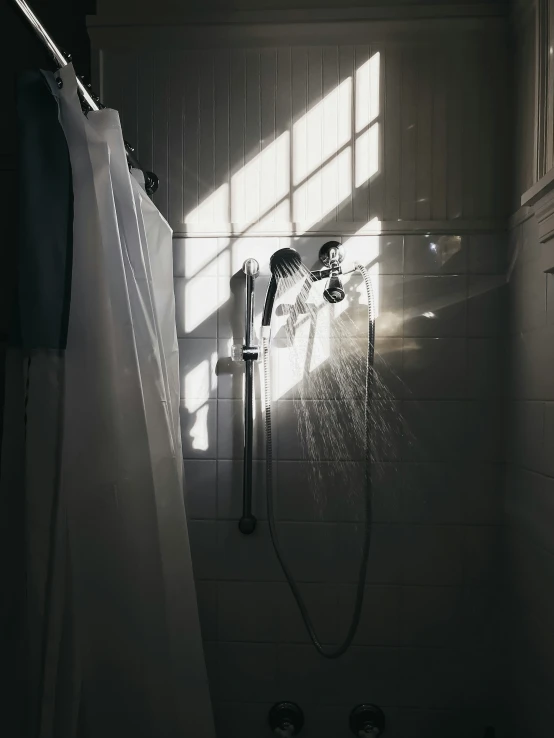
[263,263,375,658]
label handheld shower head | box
[262,248,304,328]
[269,247,302,277]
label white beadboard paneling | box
[198,51,216,224]
[153,51,170,218]
[384,45,401,222]
[229,50,246,224]
[400,47,417,221]
[416,48,432,221]
[99,35,509,234]
[446,45,464,220]
[369,44,384,223]
[183,52,199,224]
[169,50,185,226]
[431,51,448,220]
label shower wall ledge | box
[172,219,507,239]
[89,4,509,27]
[88,15,507,50]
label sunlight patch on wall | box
[189,404,210,452]
[231,132,290,225]
[356,52,380,132]
[184,264,228,334]
[294,146,352,229]
[184,360,210,413]
[293,77,352,187]
[183,236,227,278]
[355,122,379,187]
[185,182,229,225]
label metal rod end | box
[242,258,260,277]
[238,515,257,534]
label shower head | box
[262,248,304,328]
[323,275,345,303]
[262,244,350,328]
[269,247,302,277]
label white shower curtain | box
[1,64,215,738]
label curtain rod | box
[12,0,159,196]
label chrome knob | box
[242,258,260,277]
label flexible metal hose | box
[263,264,375,658]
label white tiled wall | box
[176,232,508,738]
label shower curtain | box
[0,64,215,738]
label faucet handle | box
[349,705,385,737]
[268,702,304,736]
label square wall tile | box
[400,525,463,585]
[463,526,504,586]
[401,401,468,462]
[183,459,217,519]
[401,463,462,524]
[332,647,400,706]
[179,338,217,401]
[188,520,218,579]
[397,648,465,709]
[173,237,222,278]
[217,643,278,702]
[469,233,507,275]
[214,703,274,738]
[405,234,468,275]
[276,522,338,581]
[180,399,217,459]
[217,581,279,641]
[392,708,467,738]
[276,644,399,707]
[372,401,404,462]
[461,587,504,649]
[374,337,404,399]
[466,401,505,462]
[341,234,404,274]
[275,461,340,522]
[276,400,364,462]
[338,584,401,646]
[336,524,403,584]
[461,463,504,524]
[467,338,506,399]
[402,338,467,400]
[276,644,344,704]
[375,275,404,337]
[196,581,218,641]
[174,276,219,338]
[399,586,462,647]
[364,463,403,523]
[404,276,467,337]
[467,276,507,337]
[278,582,340,644]
[217,521,282,581]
